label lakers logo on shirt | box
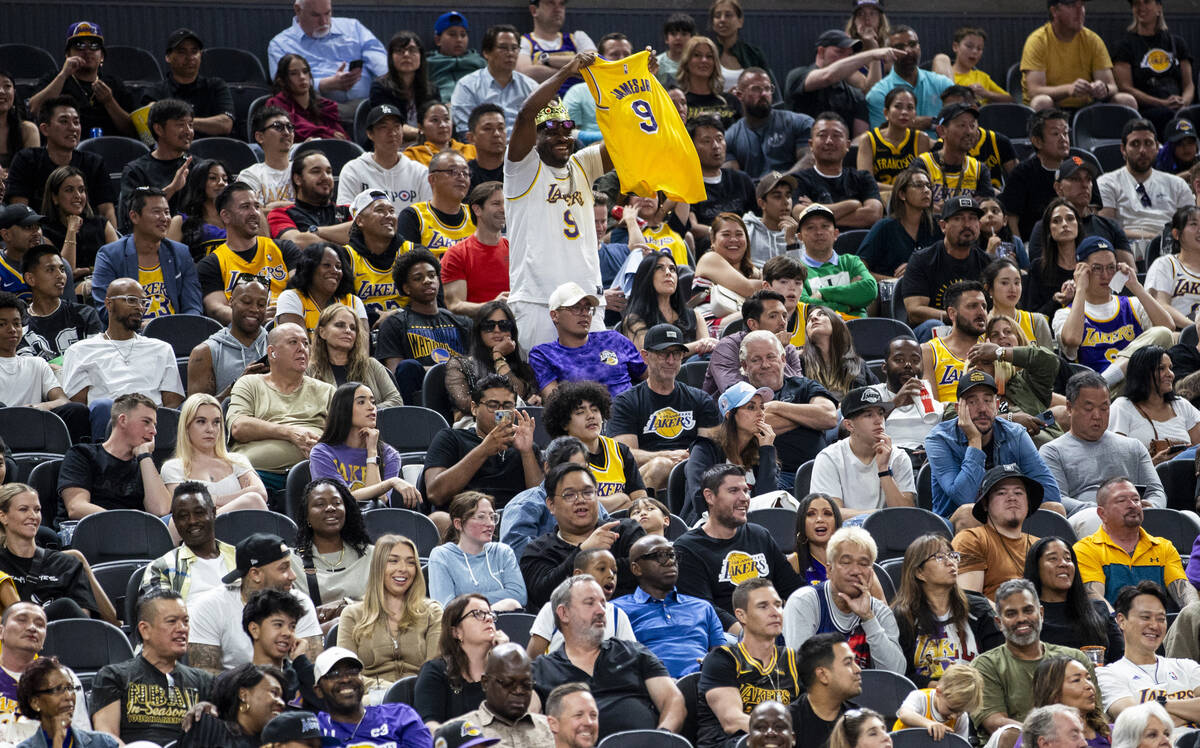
[939,367,961,388]
[642,408,695,439]
[599,349,619,366]
[718,551,769,584]
[1142,48,1174,73]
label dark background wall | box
[8,1,1200,86]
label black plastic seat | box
[215,509,299,546]
[199,47,268,84]
[0,407,72,455]
[284,460,312,520]
[104,45,162,82]
[861,507,952,561]
[1142,508,1200,559]
[495,612,536,646]
[244,94,272,142]
[42,619,134,680]
[834,229,868,256]
[377,405,450,458]
[1073,104,1141,151]
[891,728,972,748]
[1157,459,1197,512]
[383,674,418,705]
[979,102,1035,141]
[362,508,441,556]
[676,360,708,389]
[144,314,223,358]
[1094,142,1125,173]
[846,317,916,362]
[420,363,454,424]
[747,507,797,553]
[188,137,260,178]
[517,405,551,450]
[76,136,151,198]
[91,559,153,628]
[71,509,174,565]
[855,669,918,724]
[27,459,61,528]
[597,731,692,748]
[677,671,700,745]
[794,459,814,497]
[296,139,364,187]
[0,44,58,86]
[1022,508,1077,543]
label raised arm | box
[509,52,598,163]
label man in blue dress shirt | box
[268,0,386,103]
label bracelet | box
[137,452,154,461]
[366,456,378,465]
[877,469,893,477]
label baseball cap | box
[1055,154,1099,181]
[756,171,799,201]
[841,386,893,419]
[66,22,104,48]
[718,381,775,419]
[0,205,45,230]
[350,189,389,220]
[1167,118,1198,144]
[548,281,600,310]
[260,711,339,746]
[956,368,997,399]
[220,533,291,584]
[166,28,203,53]
[433,720,502,748]
[816,29,863,51]
[940,195,983,220]
[313,647,364,681]
[643,323,688,352]
[435,12,468,36]
[972,463,1043,522]
[366,104,404,130]
[1075,234,1115,262]
[853,0,883,10]
[797,203,836,227]
[935,102,980,127]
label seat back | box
[855,669,918,724]
[352,98,372,148]
[91,559,153,627]
[103,46,162,82]
[517,406,551,450]
[71,509,175,565]
[1072,104,1141,150]
[495,612,536,646]
[891,729,973,748]
[794,460,814,497]
[188,137,260,178]
[383,675,418,705]
[1094,142,1125,173]
[879,557,905,595]
[667,461,689,519]
[420,363,454,424]
[0,44,58,84]
[676,671,701,746]
[77,136,151,196]
[42,619,134,675]
[1142,508,1200,559]
[125,563,149,628]
[834,229,868,256]
[1068,147,1104,177]
[874,561,896,603]
[296,139,364,187]
[215,510,299,546]
[597,732,691,748]
[676,360,708,389]
[747,507,797,553]
[153,407,181,466]
[0,407,72,454]
[377,406,450,457]
[284,460,312,521]
[362,508,441,556]
[244,94,272,142]
[1022,508,1077,543]
[200,47,268,84]
[846,318,916,362]
[916,462,933,511]
[978,102,1035,141]
[1157,459,1197,512]
[144,314,224,358]
[861,507,952,561]
[1006,63,1022,102]
[665,513,689,540]
[27,459,61,529]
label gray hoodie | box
[742,211,795,268]
[204,327,268,395]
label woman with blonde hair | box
[307,303,403,406]
[676,36,742,128]
[337,534,443,690]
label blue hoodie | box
[426,541,527,607]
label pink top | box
[265,92,347,141]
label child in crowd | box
[893,663,983,740]
[933,27,1012,106]
[630,497,672,536]
[977,196,1029,269]
[526,548,635,657]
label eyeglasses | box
[479,319,514,333]
[559,303,595,316]
[540,119,576,131]
[70,41,102,51]
[109,295,150,309]
[431,168,470,178]
[921,551,961,566]
[557,488,598,503]
[1137,182,1153,208]
[1089,264,1117,275]
[468,511,500,524]
[494,44,522,53]
[457,609,499,624]
[325,666,362,681]
[635,548,676,565]
[35,683,80,696]
[479,399,517,411]
[260,121,295,133]
[743,84,774,95]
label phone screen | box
[349,59,364,71]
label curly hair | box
[543,381,612,438]
[287,242,355,298]
[15,656,66,719]
[212,663,286,721]
[392,247,440,289]
[292,478,371,558]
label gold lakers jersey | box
[787,303,809,347]
[582,50,705,203]
[867,127,921,184]
[892,689,961,732]
[968,128,1006,189]
[294,291,358,335]
[213,237,289,303]
[411,203,475,256]
[589,436,630,498]
[916,152,985,206]
[929,336,966,403]
[348,246,401,318]
[643,223,690,266]
[138,263,175,319]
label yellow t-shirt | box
[954,68,1010,105]
[402,140,477,167]
[138,263,175,319]
[1020,24,1113,109]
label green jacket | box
[800,252,877,317]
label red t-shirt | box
[440,235,510,303]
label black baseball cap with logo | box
[433,719,502,748]
[644,323,688,352]
[956,369,997,398]
[260,711,338,746]
[1056,155,1099,181]
[940,196,983,220]
[841,386,893,418]
[221,533,291,583]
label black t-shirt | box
[57,443,146,512]
[375,306,469,366]
[899,241,993,310]
[118,152,187,231]
[424,427,538,507]
[998,156,1060,241]
[1041,599,1125,663]
[790,696,858,748]
[784,64,869,126]
[4,147,114,208]
[0,546,98,614]
[90,656,213,746]
[34,73,135,137]
[607,381,720,452]
[686,92,743,130]
[531,638,669,740]
[195,239,302,296]
[1170,341,1200,380]
[773,375,837,472]
[274,200,350,239]
[520,518,645,609]
[1024,256,1076,317]
[18,300,102,361]
[413,657,484,724]
[692,168,757,228]
[792,167,881,227]
[145,76,235,123]
[41,215,110,271]
[1113,31,1192,99]
[469,160,504,192]
[696,645,803,748]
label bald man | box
[436,642,554,740]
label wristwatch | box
[537,51,551,65]
[878,469,893,478]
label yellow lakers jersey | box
[294,291,358,336]
[929,336,966,403]
[916,152,985,205]
[582,50,705,203]
[642,223,690,266]
[348,246,401,318]
[412,202,475,256]
[867,127,920,184]
[138,263,175,319]
[893,689,960,732]
[589,436,629,498]
[787,303,809,347]
[214,237,289,303]
[968,128,1005,189]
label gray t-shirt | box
[1038,430,1165,509]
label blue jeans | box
[913,319,941,343]
[87,398,113,442]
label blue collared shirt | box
[924,415,1062,517]
[268,17,387,102]
[611,587,726,677]
[450,66,538,134]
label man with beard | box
[505,52,612,351]
[397,150,475,254]
[531,575,684,740]
[267,0,386,105]
[0,603,90,745]
[117,99,194,232]
[443,182,509,317]
[791,113,882,230]
[725,68,813,180]
[914,103,994,209]
[795,204,876,317]
[467,104,507,190]
[336,105,430,214]
[345,189,405,328]
[921,281,987,404]
[688,115,756,246]
[925,370,1062,527]
[867,336,945,454]
[199,183,302,323]
[901,196,990,338]
[312,647,429,747]
[92,186,202,319]
[268,150,352,248]
[1074,477,1196,608]
[438,643,553,745]
[971,578,1098,748]
[1098,119,1195,241]
[789,634,864,748]
[187,277,269,398]
[952,465,1042,600]
[865,26,953,133]
[546,683,599,748]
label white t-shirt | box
[1052,296,1151,337]
[1097,167,1193,236]
[335,152,431,213]
[274,290,368,327]
[503,144,605,305]
[530,600,634,652]
[160,454,256,501]
[868,381,944,450]
[60,334,183,405]
[518,30,597,59]
[810,437,915,511]
[1097,656,1200,715]
[187,556,229,598]
[1109,396,1200,446]
[188,584,322,670]
[1145,254,1200,319]
[0,355,59,407]
[897,688,970,738]
[237,162,293,206]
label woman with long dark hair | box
[829,708,893,748]
[427,491,525,610]
[308,305,401,406]
[857,166,939,279]
[856,88,931,201]
[177,664,286,748]
[1029,656,1111,747]
[787,492,884,601]
[443,300,539,419]
[167,159,228,259]
[620,250,712,354]
[289,478,374,628]
[695,212,760,322]
[39,165,118,281]
[0,71,37,169]
[276,243,368,336]
[1024,536,1123,662]
[1026,198,1085,316]
[892,533,1003,687]
[982,257,1053,349]
[311,381,415,505]
[801,306,877,398]
[1110,344,1200,463]
[368,31,434,142]
[266,53,347,141]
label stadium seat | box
[199,47,268,84]
[861,507,952,561]
[71,509,174,565]
[843,143,858,169]
[1073,104,1141,151]
[891,729,972,748]
[1006,63,1022,99]
[77,136,151,198]
[153,407,180,466]
[1,456,15,485]
[747,507,796,553]
[676,671,701,746]
[215,509,299,546]
[720,318,746,338]
[598,731,691,748]
[362,508,441,556]
[420,363,454,424]
[665,513,689,540]
[284,460,311,520]
[144,314,223,358]
[978,102,1034,143]
[1142,507,1200,559]
[879,556,905,594]
[352,98,372,148]
[42,618,134,682]
[495,612,536,646]
[856,669,917,724]
[27,459,61,528]
[91,559,152,627]
[0,44,58,87]
[1068,147,1104,177]
[874,561,895,602]
[189,137,260,177]
[0,407,72,455]
[846,317,915,362]
[244,94,272,142]
[916,462,933,511]
[834,229,868,256]
[667,461,688,518]
[1093,142,1124,173]
[325,621,339,648]
[125,563,149,627]
[104,45,162,82]
[1022,508,1076,543]
[794,459,814,497]
[677,360,708,389]
[383,675,418,705]
[1157,459,1197,512]
[377,405,450,459]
